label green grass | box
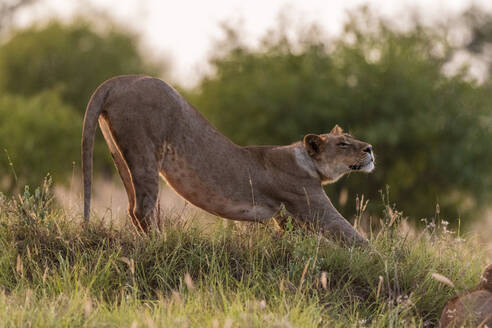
[0,178,488,327]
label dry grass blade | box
[431,273,455,288]
[376,275,384,300]
[184,273,194,291]
[84,298,93,318]
[119,257,135,275]
[299,259,311,289]
[320,272,327,290]
[42,267,48,283]
[16,254,23,277]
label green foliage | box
[0,180,488,327]
[463,7,492,77]
[188,11,492,223]
[0,19,165,189]
[2,175,54,224]
[0,19,160,112]
[0,91,80,191]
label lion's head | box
[303,125,375,184]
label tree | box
[0,91,81,191]
[0,19,166,188]
[463,7,492,77]
[0,0,36,36]
[187,10,492,223]
[0,19,162,112]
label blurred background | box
[1,0,492,233]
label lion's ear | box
[330,125,343,135]
[303,134,323,157]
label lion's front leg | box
[314,210,368,246]
[287,194,368,247]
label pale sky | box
[14,0,492,85]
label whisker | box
[349,155,368,170]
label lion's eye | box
[337,142,350,148]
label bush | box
[0,91,81,191]
[187,10,492,224]
[0,19,166,187]
[0,19,161,113]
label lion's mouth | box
[349,156,375,172]
[349,164,363,170]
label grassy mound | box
[0,178,487,327]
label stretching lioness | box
[82,75,375,245]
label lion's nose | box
[363,145,372,154]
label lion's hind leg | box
[125,151,159,232]
[99,116,139,229]
[112,131,159,233]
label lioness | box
[82,75,375,245]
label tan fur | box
[440,264,492,327]
[82,75,375,245]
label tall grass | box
[0,177,488,327]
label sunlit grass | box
[0,177,488,327]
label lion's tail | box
[82,82,110,222]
